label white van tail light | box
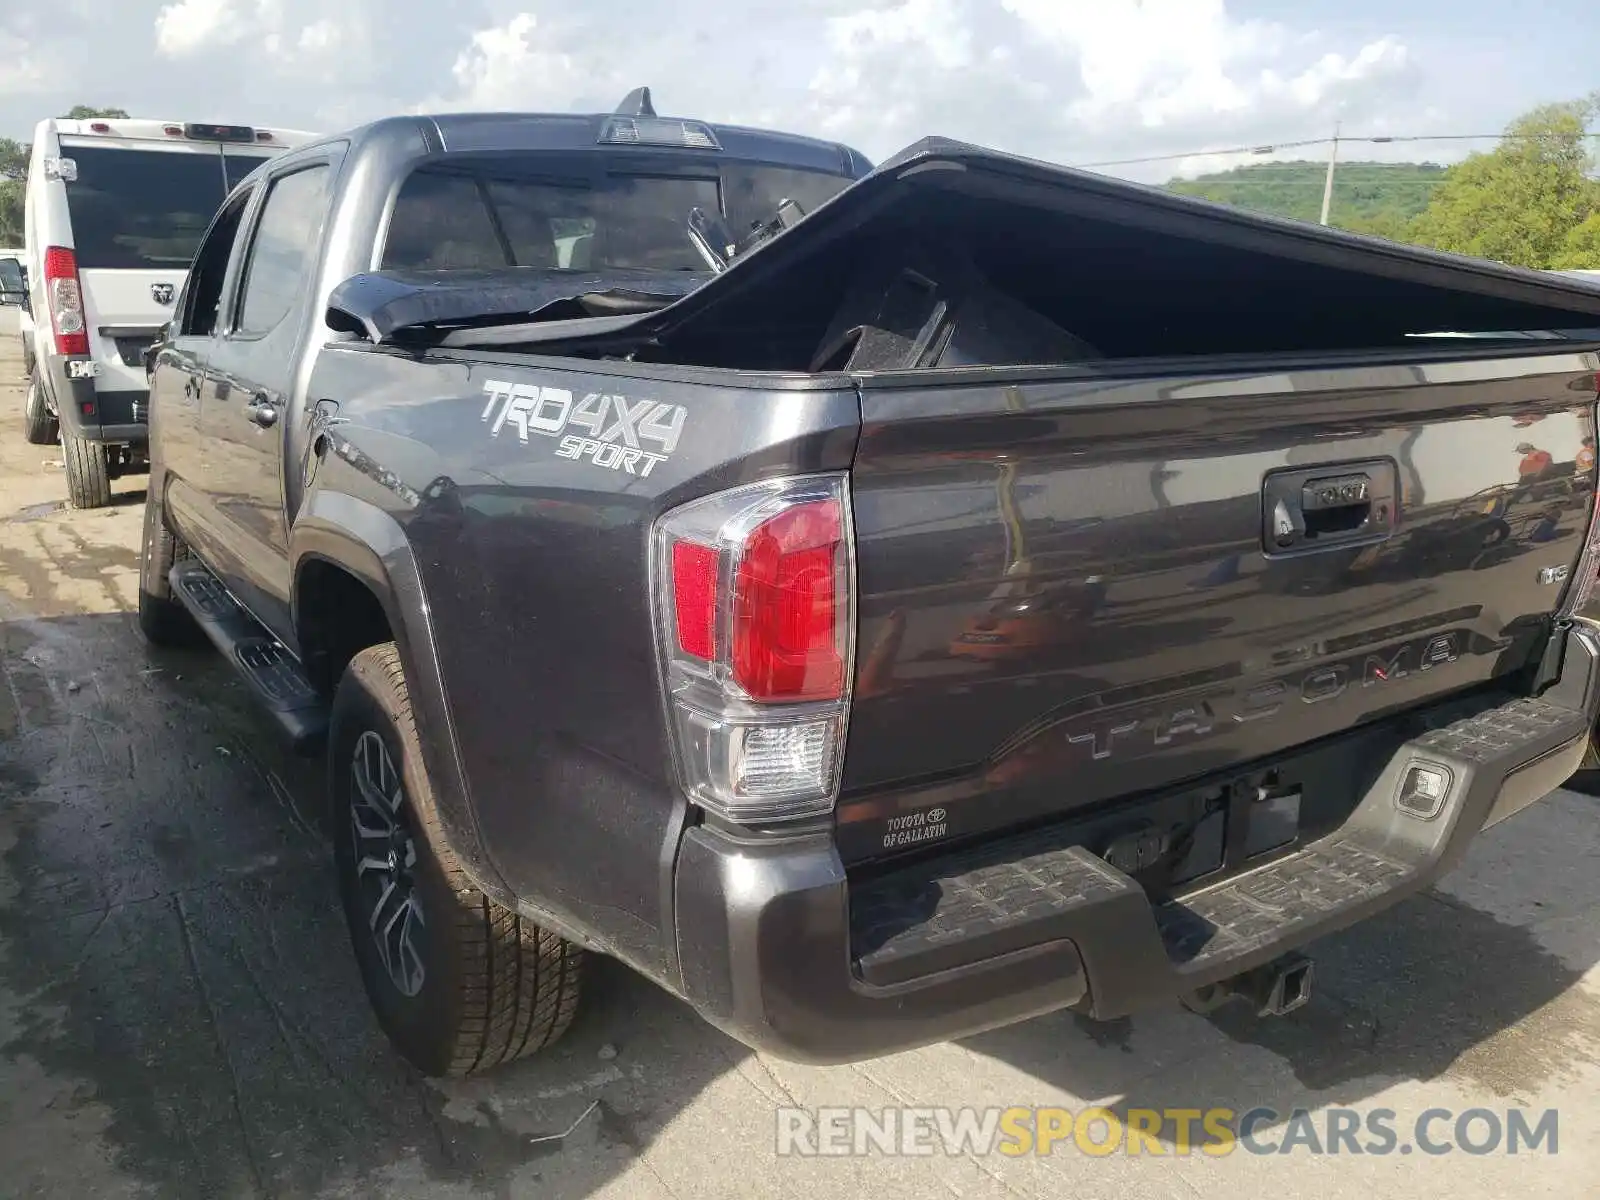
[652,473,855,823]
[43,247,88,357]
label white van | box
[0,247,27,369]
[22,117,317,506]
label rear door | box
[152,181,259,547]
[57,138,226,416]
[838,351,1600,861]
[198,157,336,638]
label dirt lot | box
[3,310,1600,1198]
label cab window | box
[235,164,332,337]
[180,187,253,337]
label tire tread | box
[348,645,583,1076]
[62,433,111,509]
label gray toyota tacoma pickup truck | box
[138,89,1600,1078]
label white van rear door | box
[58,138,227,396]
[76,267,188,394]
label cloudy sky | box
[2,0,1596,182]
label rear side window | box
[383,172,509,270]
[484,176,718,271]
[722,165,852,234]
[61,146,227,269]
[382,167,719,272]
[235,164,331,336]
[380,156,850,274]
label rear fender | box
[290,488,598,948]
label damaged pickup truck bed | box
[139,92,1600,1076]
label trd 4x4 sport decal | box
[480,380,686,478]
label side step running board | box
[169,560,330,755]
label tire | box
[62,434,111,509]
[23,374,58,445]
[1562,734,1600,796]
[1566,770,1600,796]
[330,644,584,1077]
[137,501,204,648]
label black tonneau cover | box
[328,137,1600,363]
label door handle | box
[1262,459,1398,556]
[249,397,279,428]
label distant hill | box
[1164,160,1449,237]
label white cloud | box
[0,0,1533,186]
[794,0,1418,167]
[1275,37,1411,109]
[154,0,357,68]
[429,12,590,113]
[154,0,248,57]
[296,18,342,56]
[409,2,1421,181]
[1003,0,1284,124]
[0,32,50,97]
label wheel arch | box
[289,488,522,919]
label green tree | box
[1408,96,1600,268]
[1551,213,1600,269]
[0,137,25,245]
[1338,209,1416,243]
[62,105,129,119]
[1166,160,1446,229]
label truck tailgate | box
[839,349,1600,861]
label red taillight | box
[732,499,844,701]
[164,125,183,137]
[43,246,89,357]
[653,474,855,823]
[89,122,110,133]
[256,130,274,142]
[672,540,719,660]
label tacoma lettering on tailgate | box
[1045,632,1461,763]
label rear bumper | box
[40,352,147,443]
[671,622,1600,1064]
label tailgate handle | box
[1263,460,1398,555]
[1299,474,1372,535]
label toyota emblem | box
[151,282,175,306]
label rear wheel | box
[23,374,58,445]
[1563,735,1600,795]
[62,433,111,509]
[330,644,585,1076]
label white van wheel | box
[62,434,111,509]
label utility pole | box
[1319,121,1341,226]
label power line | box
[1072,131,1600,171]
[1073,139,1326,169]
